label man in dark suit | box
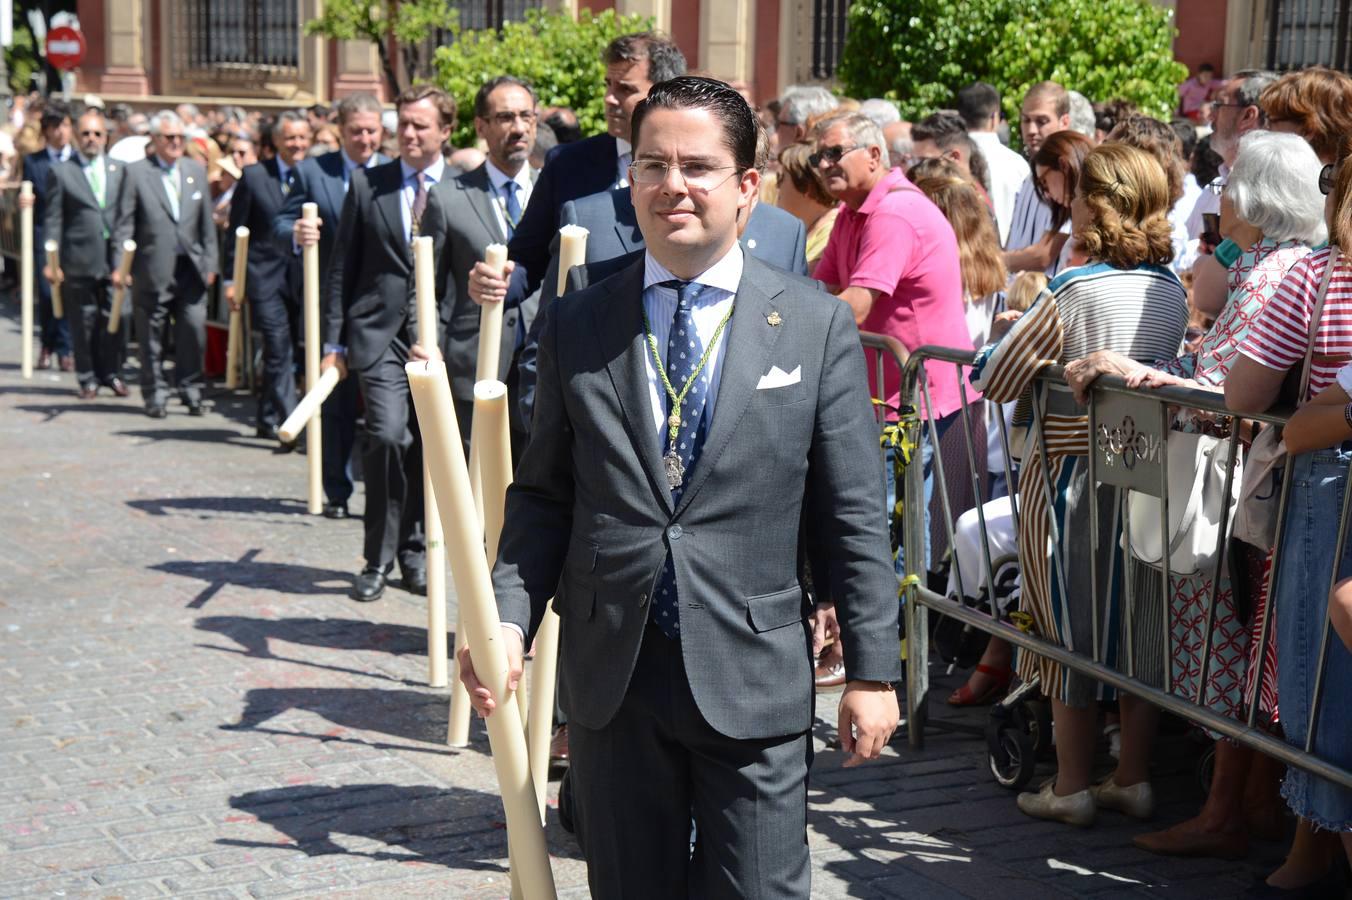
[276,93,386,519]
[459,77,900,898]
[420,75,538,450]
[322,85,455,603]
[25,100,75,371]
[465,31,687,309]
[226,111,312,440]
[43,108,128,398]
[113,110,219,418]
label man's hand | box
[43,264,61,284]
[321,352,348,382]
[206,272,217,288]
[838,681,899,768]
[17,192,33,210]
[111,270,132,288]
[458,625,525,717]
[810,601,843,667]
[468,259,515,307]
[294,216,322,247]
[224,283,241,312]
[409,341,443,363]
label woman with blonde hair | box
[972,142,1189,826]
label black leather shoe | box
[323,502,348,519]
[187,401,205,417]
[402,566,428,596]
[146,404,168,419]
[106,377,131,397]
[351,567,386,603]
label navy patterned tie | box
[503,181,522,238]
[651,279,710,639]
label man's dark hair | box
[40,100,72,132]
[308,103,331,120]
[1191,134,1224,187]
[544,108,582,144]
[1170,117,1198,164]
[335,93,382,126]
[474,76,538,120]
[108,102,132,124]
[912,111,968,148]
[604,32,687,84]
[955,82,1001,129]
[1200,62,1215,73]
[395,83,457,131]
[630,76,757,171]
[1093,98,1138,138]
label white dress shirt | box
[484,158,535,236]
[399,155,446,242]
[969,130,1030,246]
[615,137,633,189]
[641,243,743,435]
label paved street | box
[0,304,1282,899]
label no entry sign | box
[46,26,86,70]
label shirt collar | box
[276,158,291,182]
[49,145,69,162]
[154,154,178,173]
[400,155,446,185]
[80,153,104,167]
[341,151,376,174]
[484,158,532,193]
[643,241,744,295]
[616,137,633,160]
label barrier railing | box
[874,341,1352,793]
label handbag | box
[1232,248,1341,551]
[1127,430,1238,575]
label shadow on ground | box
[223,686,449,745]
[129,495,314,518]
[222,783,512,870]
[151,552,351,607]
[196,615,430,659]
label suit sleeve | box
[492,297,574,640]
[790,219,809,277]
[323,171,363,349]
[806,299,903,684]
[43,167,64,251]
[199,165,218,277]
[224,170,251,283]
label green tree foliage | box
[434,9,652,147]
[6,18,39,96]
[838,0,1188,131]
[304,0,459,99]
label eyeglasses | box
[1320,163,1338,196]
[79,130,105,137]
[488,111,537,125]
[629,159,741,190]
[159,134,185,142]
[809,144,862,168]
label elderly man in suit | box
[465,31,687,310]
[276,93,385,519]
[43,108,128,398]
[25,100,75,371]
[226,111,312,442]
[420,75,537,450]
[458,76,900,899]
[113,110,219,418]
[323,85,455,603]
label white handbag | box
[1127,429,1238,576]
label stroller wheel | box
[986,702,1038,791]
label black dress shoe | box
[402,566,428,596]
[187,401,205,417]
[255,425,276,439]
[77,383,98,400]
[146,404,168,419]
[106,377,130,397]
[323,502,349,519]
[351,567,387,603]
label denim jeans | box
[1272,448,1352,830]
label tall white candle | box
[414,235,449,689]
[477,243,509,382]
[555,225,588,298]
[44,239,62,319]
[301,204,322,515]
[19,181,32,378]
[107,241,135,334]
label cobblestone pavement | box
[0,306,1286,898]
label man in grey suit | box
[113,110,219,417]
[420,76,538,449]
[459,77,900,898]
[44,108,129,399]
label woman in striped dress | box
[971,143,1189,827]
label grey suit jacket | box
[113,156,218,292]
[491,255,900,741]
[418,163,532,401]
[44,155,123,280]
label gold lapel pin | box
[767,311,782,327]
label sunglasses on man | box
[809,144,863,169]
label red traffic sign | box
[46,26,86,70]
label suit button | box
[667,525,683,541]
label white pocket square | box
[756,365,802,390]
[190,191,202,201]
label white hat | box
[83,93,105,110]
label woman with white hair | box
[1064,129,1328,858]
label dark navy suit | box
[24,147,73,357]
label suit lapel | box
[596,260,673,513]
[462,165,506,243]
[673,261,785,517]
[143,159,176,220]
[372,166,409,263]
[262,158,284,208]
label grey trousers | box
[132,260,206,407]
[569,623,811,899]
[355,338,425,571]
[64,276,127,388]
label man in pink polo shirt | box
[813,112,969,572]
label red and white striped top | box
[1239,248,1352,400]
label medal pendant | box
[664,449,685,489]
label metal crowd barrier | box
[860,340,1352,793]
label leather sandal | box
[946,663,1013,706]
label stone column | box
[98,0,150,94]
[616,0,671,33]
[700,0,755,83]
[332,39,385,101]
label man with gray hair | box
[113,110,219,417]
[775,84,838,148]
[1067,90,1097,140]
[1186,68,1276,239]
[858,97,901,129]
[225,109,312,442]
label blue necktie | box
[503,181,522,238]
[651,280,710,639]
